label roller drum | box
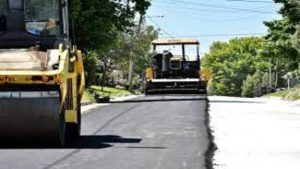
[0,91,64,144]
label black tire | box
[66,99,81,140]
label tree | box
[111,25,158,87]
[69,0,151,52]
[264,0,300,72]
[241,71,263,97]
[83,51,98,86]
[69,0,152,86]
[202,37,269,96]
[91,24,158,89]
[292,25,300,52]
[129,25,158,74]
[274,0,300,24]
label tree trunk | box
[128,14,144,91]
[128,57,134,91]
[101,63,107,91]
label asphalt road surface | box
[0,95,210,169]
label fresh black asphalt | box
[0,95,210,169]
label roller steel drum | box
[0,91,65,145]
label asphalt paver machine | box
[145,38,207,95]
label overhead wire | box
[146,16,174,38]
[147,0,271,39]
[151,3,268,21]
[226,0,274,3]
[160,33,265,38]
[160,0,275,14]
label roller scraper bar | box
[0,91,59,98]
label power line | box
[156,2,272,17]
[227,0,274,3]
[155,1,273,16]
[146,16,174,38]
[157,1,236,13]
[161,0,275,14]
[152,4,265,22]
[160,33,265,38]
[153,3,269,18]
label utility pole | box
[268,57,272,87]
[128,13,144,91]
[287,72,293,90]
[275,58,278,88]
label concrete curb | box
[294,100,300,107]
[81,95,141,114]
[110,95,141,102]
[81,101,94,106]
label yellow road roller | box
[0,0,85,146]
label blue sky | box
[146,0,281,55]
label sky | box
[146,0,282,55]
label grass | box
[90,85,131,97]
[82,91,95,103]
[267,90,289,97]
[266,87,300,101]
[81,86,132,103]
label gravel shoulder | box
[209,96,300,169]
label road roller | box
[145,38,207,95]
[0,0,85,146]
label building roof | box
[152,38,200,45]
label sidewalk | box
[264,96,300,107]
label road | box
[0,95,210,169]
[209,96,300,169]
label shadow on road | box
[116,146,167,149]
[66,135,142,149]
[0,135,142,149]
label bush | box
[241,75,254,97]
[284,87,300,100]
[83,51,98,86]
[241,71,264,97]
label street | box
[0,95,210,169]
[0,0,299,169]
[209,96,300,169]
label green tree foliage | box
[69,0,151,52]
[83,51,98,86]
[264,0,300,70]
[85,25,158,87]
[118,25,158,89]
[202,1,300,97]
[68,0,152,85]
[202,37,269,96]
[241,71,265,97]
[129,25,159,74]
[112,25,158,73]
[241,75,255,97]
[292,25,300,52]
[275,0,300,24]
